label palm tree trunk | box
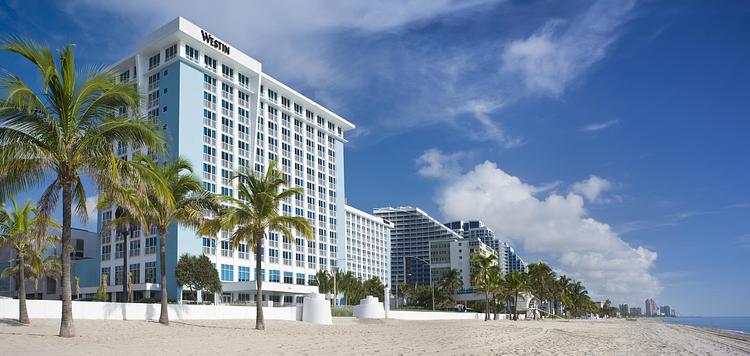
[123,229,129,303]
[158,232,169,325]
[59,183,75,337]
[254,236,264,330]
[513,291,519,321]
[484,293,490,321]
[17,249,29,324]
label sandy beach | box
[1,317,748,355]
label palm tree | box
[504,270,529,321]
[126,154,217,325]
[202,161,314,330]
[440,268,463,297]
[0,197,59,323]
[470,253,498,321]
[313,269,333,295]
[527,262,555,318]
[397,282,410,306]
[0,37,164,337]
[28,245,62,297]
[556,275,572,317]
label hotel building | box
[429,237,498,301]
[444,220,529,275]
[373,207,463,291]
[90,17,355,304]
[344,205,393,285]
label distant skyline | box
[1,0,748,316]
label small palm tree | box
[28,245,62,296]
[470,253,498,321]
[0,197,59,323]
[202,161,313,330]
[128,154,217,325]
[528,262,555,318]
[556,275,572,317]
[314,269,333,294]
[440,268,463,296]
[504,270,529,320]
[0,37,164,337]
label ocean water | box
[660,316,750,334]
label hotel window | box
[204,55,217,72]
[296,273,305,285]
[269,270,280,283]
[204,74,217,92]
[202,237,216,255]
[238,266,250,282]
[115,266,124,285]
[269,249,279,263]
[283,271,293,284]
[115,242,124,259]
[267,88,277,102]
[129,239,141,257]
[294,103,303,115]
[221,64,234,80]
[145,236,156,255]
[147,73,160,91]
[238,243,249,259]
[165,44,177,61]
[185,44,199,63]
[145,262,156,283]
[307,255,316,268]
[148,53,160,70]
[281,96,290,109]
[147,91,159,109]
[101,211,112,243]
[220,264,234,281]
[203,181,216,193]
[119,70,130,83]
[101,267,111,285]
[129,263,141,284]
[101,244,111,261]
[221,240,233,257]
[282,251,292,266]
[238,73,250,88]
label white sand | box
[1,317,749,355]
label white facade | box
[344,205,393,285]
[429,237,498,301]
[96,17,355,304]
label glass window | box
[221,264,234,281]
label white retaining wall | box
[388,310,484,320]
[0,299,302,321]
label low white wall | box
[388,310,484,320]
[0,299,301,321]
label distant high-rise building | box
[645,298,657,316]
[444,220,509,274]
[374,207,463,291]
[660,305,671,317]
[629,307,642,316]
[429,237,497,301]
[619,303,629,316]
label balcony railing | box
[204,82,216,92]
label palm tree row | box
[1,37,312,334]
[314,269,386,305]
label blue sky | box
[1,0,748,316]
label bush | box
[332,306,353,317]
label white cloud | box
[580,119,620,132]
[501,0,635,96]
[571,175,613,203]
[416,149,473,179]
[85,195,98,228]
[425,153,660,302]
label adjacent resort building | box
[373,207,463,291]
[429,237,497,301]
[87,17,360,304]
[344,205,393,285]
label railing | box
[204,82,216,92]
[148,81,159,92]
[238,99,248,108]
[203,117,216,128]
[202,172,215,181]
[222,108,233,118]
[204,100,216,111]
[148,98,159,108]
[269,256,278,264]
[129,248,140,257]
[145,245,156,255]
[296,260,304,267]
[203,136,216,146]
[221,91,233,100]
[221,249,233,257]
[269,240,279,248]
[221,142,233,151]
[203,246,215,255]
